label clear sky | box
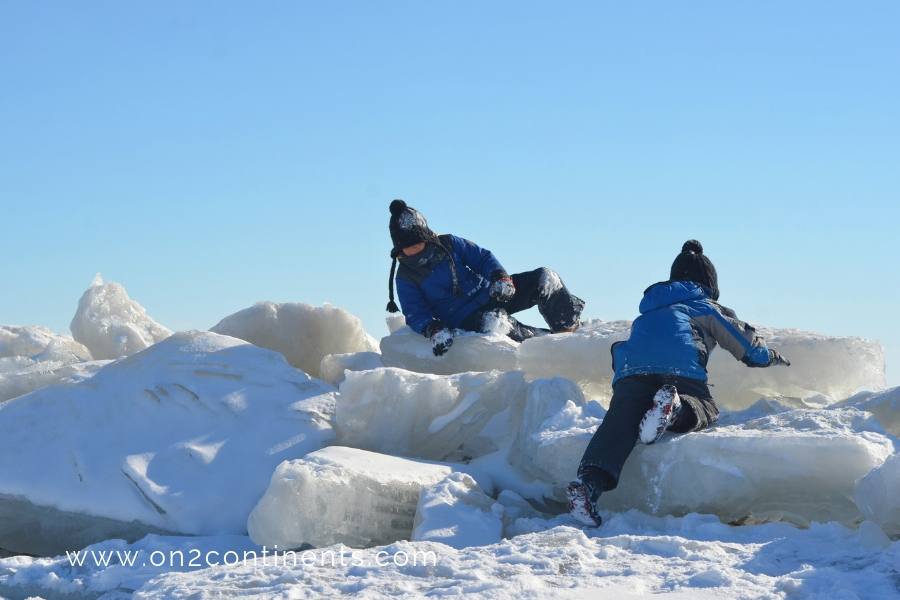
[2,2,898,387]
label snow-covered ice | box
[0,324,92,361]
[335,367,527,460]
[0,331,336,556]
[318,350,383,385]
[411,472,504,549]
[380,326,518,375]
[70,274,173,360]
[508,377,606,492]
[840,386,900,437]
[598,402,895,527]
[248,446,493,550]
[210,300,378,379]
[855,452,900,538]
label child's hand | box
[768,349,791,366]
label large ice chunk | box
[519,321,885,410]
[210,301,378,379]
[855,453,900,538]
[380,326,518,375]
[0,326,102,403]
[335,368,527,460]
[411,472,504,549]
[0,324,92,360]
[508,378,605,491]
[0,331,336,556]
[248,446,492,550]
[837,386,900,437]
[597,405,894,527]
[70,274,172,360]
[319,351,384,385]
[706,326,886,410]
[0,342,108,403]
[516,320,631,404]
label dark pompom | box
[389,199,407,215]
[682,240,703,255]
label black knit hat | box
[670,240,719,300]
[389,200,434,255]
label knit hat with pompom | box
[389,200,434,255]
[669,240,719,300]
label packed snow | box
[1,277,899,599]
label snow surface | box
[0,331,336,556]
[210,300,379,379]
[1,277,899,598]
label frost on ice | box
[210,301,378,379]
[335,368,527,460]
[248,446,492,550]
[380,326,519,375]
[0,331,336,556]
[70,274,172,360]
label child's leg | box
[505,268,584,332]
[666,377,719,434]
[577,375,660,491]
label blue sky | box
[2,2,898,386]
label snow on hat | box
[670,239,719,300]
[389,200,434,254]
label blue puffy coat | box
[611,281,771,385]
[395,234,505,335]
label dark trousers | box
[578,374,719,491]
[460,268,585,342]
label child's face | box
[402,242,426,257]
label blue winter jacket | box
[611,281,771,385]
[395,234,504,335]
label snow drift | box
[0,331,336,556]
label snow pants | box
[459,267,584,342]
[578,374,719,491]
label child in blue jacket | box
[386,200,584,356]
[567,240,790,527]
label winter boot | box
[567,470,603,527]
[638,384,682,445]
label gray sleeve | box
[691,302,769,363]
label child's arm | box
[696,303,789,367]
[445,234,506,281]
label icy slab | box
[516,319,632,404]
[518,321,885,409]
[706,326,886,410]
[335,368,527,460]
[319,351,384,385]
[210,301,378,379]
[386,313,407,333]
[597,405,894,527]
[508,378,605,490]
[379,326,518,375]
[855,453,900,538]
[0,348,109,403]
[411,473,504,549]
[70,274,172,360]
[248,446,493,550]
[0,331,336,556]
[837,386,900,437]
[0,324,92,360]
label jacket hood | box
[638,280,712,314]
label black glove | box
[489,269,515,302]
[425,320,453,357]
[768,349,791,366]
